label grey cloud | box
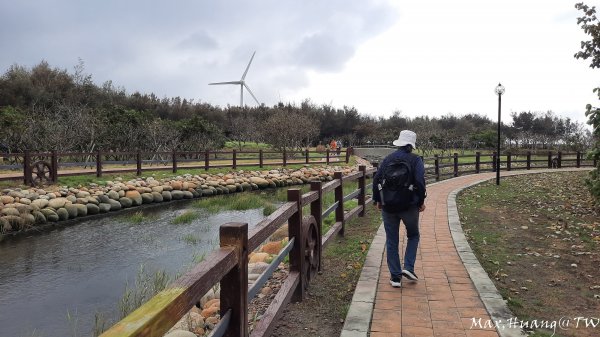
[293,33,355,72]
[177,31,219,50]
[0,0,399,105]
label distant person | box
[330,139,337,155]
[372,130,426,288]
[336,139,342,155]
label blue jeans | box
[382,207,420,278]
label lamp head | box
[495,83,505,96]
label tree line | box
[0,60,592,157]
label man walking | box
[373,130,426,288]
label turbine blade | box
[241,51,256,80]
[244,83,260,105]
[209,81,242,85]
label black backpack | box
[378,156,417,209]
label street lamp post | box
[495,83,505,185]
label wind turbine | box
[209,51,260,106]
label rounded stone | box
[20,213,35,226]
[31,199,49,209]
[108,199,122,211]
[64,205,78,219]
[1,208,20,217]
[75,204,88,217]
[151,192,163,203]
[141,193,154,204]
[98,203,112,213]
[32,210,47,224]
[125,190,142,206]
[107,190,120,200]
[119,197,133,208]
[86,203,100,215]
[48,198,67,209]
[161,191,172,201]
[171,190,184,200]
[98,195,110,203]
[56,208,69,221]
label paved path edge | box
[340,222,386,337]
[447,176,527,337]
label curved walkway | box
[342,168,590,337]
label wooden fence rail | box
[422,151,595,185]
[0,148,353,185]
[100,165,375,337]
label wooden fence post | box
[96,150,102,177]
[345,147,351,163]
[287,189,305,302]
[23,150,31,186]
[136,151,142,176]
[547,151,553,168]
[577,151,581,168]
[305,148,310,164]
[310,181,323,271]
[219,222,248,337]
[453,153,458,177]
[475,152,480,174]
[434,155,440,181]
[205,150,210,171]
[558,151,562,168]
[507,152,512,171]
[358,165,366,217]
[51,150,58,182]
[259,149,263,168]
[334,171,344,237]
[172,150,178,173]
[492,152,497,172]
[326,149,330,165]
[527,151,531,170]
[232,149,237,170]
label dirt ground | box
[267,207,382,337]
[458,171,600,337]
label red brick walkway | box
[370,173,499,337]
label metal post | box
[496,92,501,185]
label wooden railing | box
[0,148,353,185]
[422,151,594,185]
[100,165,375,337]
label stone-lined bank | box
[0,165,357,235]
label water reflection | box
[0,202,267,337]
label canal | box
[0,200,268,337]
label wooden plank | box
[321,179,340,194]
[248,202,297,251]
[249,271,301,337]
[343,205,363,223]
[101,248,237,337]
[342,170,362,182]
[220,223,248,337]
[300,190,319,206]
[321,221,342,250]
[343,189,360,202]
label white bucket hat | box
[392,130,417,149]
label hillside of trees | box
[0,60,592,156]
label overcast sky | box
[0,0,597,126]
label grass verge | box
[457,171,599,337]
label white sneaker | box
[402,270,419,281]
[389,277,402,288]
